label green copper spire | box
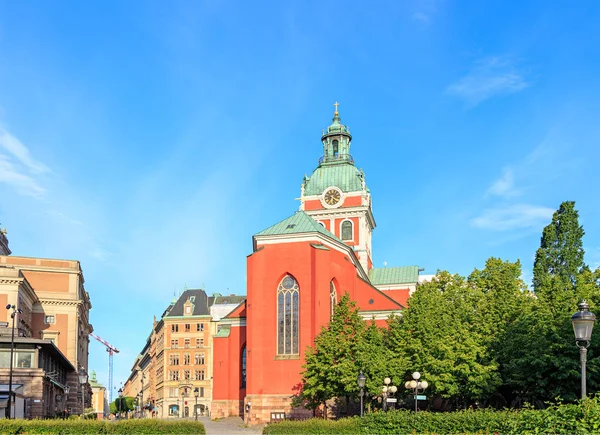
[320,102,353,166]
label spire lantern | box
[320,102,353,166]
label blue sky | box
[1,0,600,397]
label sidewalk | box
[201,416,265,435]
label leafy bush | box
[0,419,206,434]
[263,396,600,435]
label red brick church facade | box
[211,106,420,424]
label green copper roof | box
[255,211,342,242]
[369,266,419,285]
[304,163,367,196]
[215,325,231,338]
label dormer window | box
[185,306,191,314]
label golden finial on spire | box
[333,101,339,116]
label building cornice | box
[304,205,376,230]
[218,317,246,327]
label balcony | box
[318,154,354,165]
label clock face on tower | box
[323,188,342,207]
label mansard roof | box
[369,266,420,285]
[165,289,210,317]
[254,211,342,242]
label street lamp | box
[118,388,123,419]
[139,372,145,418]
[5,304,22,419]
[381,377,397,411]
[404,372,428,413]
[194,387,199,421]
[78,367,88,417]
[357,372,366,417]
[572,301,596,399]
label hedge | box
[263,396,600,434]
[0,419,206,434]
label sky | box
[1,0,600,398]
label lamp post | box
[140,372,145,418]
[357,372,366,417]
[381,377,397,411]
[405,372,428,412]
[118,388,123,419]
[572,301,596,399]
[78,367,88,417]
[194,387,199,421]
[5,304,22,419]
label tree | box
[109,396,135,415]
[300,293,382,414]
[389,271,501,408]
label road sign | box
[415,395,427,400]
[386,398,397,403]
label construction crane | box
[89,332,120,403]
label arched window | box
[277,275,299,355]
[341,220,353,241]
[333,140,339,157]
[241,346,247,388]
[330,281,337,319]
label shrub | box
[0,419,206,434]
[262,396,600,435]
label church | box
[211,105,423,424]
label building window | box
[197,323,204,332]
[185,306,191,314]
[330,281,337,319]
[171,339,178,349]
[169,370,180,381]
[241,346,247,388]
[171,324,179,333]
[195,353,205,365]
[198,387,204,397]
[184,338,190,348]
[277,274,299,355]
[196,338,203,348]
[169,387,179,398]
[185,324,191,332]
[169,405,179,416]
[184,370,191,380]
[44,315,55,324]
[183,353,190,365]
[194,369,206,380]
[333,140,339,157]
[169,355,179,365]
[341,220,353,241]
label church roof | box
[369,266,420,285]
[303,162,367,196]
[255,211,341,242]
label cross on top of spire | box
[333,101,340,116]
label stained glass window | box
[277,275,299,355]
[330,281,337,319]
[241,346,247,388]
[341,220,353,241]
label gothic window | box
[330,281,337,319]
[341,220,353,241]
[333,140,339,157]
[277,275,299,355]
[241,346,247,388]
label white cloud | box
[471,204,554,231]
[0,128,49,198]
[446,57,530,106]
[486,168,522,198]
[0,129,49,174]
[0,154,46,198]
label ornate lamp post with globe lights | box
[405,372,428,412]
[572,301,596,399]
[381,377,397,411]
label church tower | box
[299,103,375,271]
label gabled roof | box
[255,211,342,242]
[369,266,420,285]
